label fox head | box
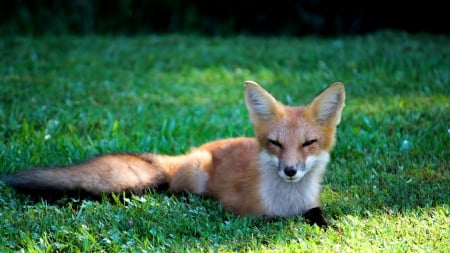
[245,81,345,182]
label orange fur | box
[4,81,345,226]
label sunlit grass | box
[1,31,449,252]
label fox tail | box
[4,153,169,199]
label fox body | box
[5,81,345,227]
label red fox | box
[4,81,345,228]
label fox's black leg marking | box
[303,207,329,229]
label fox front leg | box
[302,207,329,229]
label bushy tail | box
[4,153,169,199]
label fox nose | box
[284,166,297,177]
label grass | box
[0,30,449,252]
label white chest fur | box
[258,150,330,217]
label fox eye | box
[268,139,283,148]
[302,139,317,147]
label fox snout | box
[278,163,308,182]
[283,166,297,177]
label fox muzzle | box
[278,163,307,182]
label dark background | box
[0,0,448,36]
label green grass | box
[1,31,449,252]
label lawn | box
[0,31,449,252]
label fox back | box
[4,81,345,228]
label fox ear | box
[245,81,284,123]
[309,82,346,126]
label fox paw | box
[303,207,329,229]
